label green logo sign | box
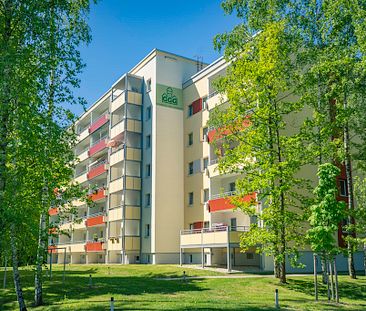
[156,84,183,110]
[162,87,178,106]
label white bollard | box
[110,297,114,311]
[275,288,279,308]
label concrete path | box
[156,274,310,281]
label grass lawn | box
[0,264,365,310]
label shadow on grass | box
[0,268,282,311]
[284,277,366,301]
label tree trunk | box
[10,225,27,311]
[343,93,356,279]
[333,258,339,303]
[34,212,47,306]
[329,259,334,300]
[364,242,366,276]
[321,257,328,284]
[313,254,318,301]
[3,254,7,289]
[326,259,330,301]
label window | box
[202,96,208,110]
[204,221,210,229]
[146,164,151,177]
[202,127,208,141]
[230,218,237,229]
[188,162,194,175]
[203,157,208,170]
[339,179,348,197]
[145,224,150,237]
[188,104,193,117]
[146,135,151,149]
[203,189,209,203]
[146,106,151,120]
[229,182,236,192]
[189,223,194,230]
[189,254,193,263]
[246,253,254,260]
[188,133,193,146]
[188,192,194,205]
[146,193,151,206]
[146,78,151,92]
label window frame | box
[188,192,194,205]
[146,78,152,93]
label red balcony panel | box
[89,139,108,157]
[89,114,109,134]
[209,193,256,213]
[86,215,105,227]
[192,98,202,115]
[89,188,106,202]
[48,245,57,254]
[85,241,104,252]
[49,207,59,216]
[208,119,251,143]
[87,163,107,180]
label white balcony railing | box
[210,191,236,200]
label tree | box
[217,0,366,279]
[307,163,346,301]
[0,0,95,309]
[349,177,366,276]
[211,21,308,283]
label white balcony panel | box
[77,128,89,143]
[74,172,87,184]
[109,178,124,194]
[110,121,125,139]
[127,92,142,105]
[108,238,122,251]
[110,149,124,166]
[77,150,89,163]
[59,222,72,231]
[207,163,219,178]
[73,220,86,230]
[207,93,227,111]
[70,242,86,253]
[72,200,86,207]
[111,92,125,113]
[108,207,122,222]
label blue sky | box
[73,0,240,115]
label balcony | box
[76,149,89,163]
[89,188,107,202]
[109,178,124,194]
[72,216,87,230]
[110,119,142,140]
[85,212,106,227]
[208,192,256,213]
[77,127,89,142]
[85,239,105,252]
[49,207,59,216]
[74,171,88,184]
[87,160,108,180]
[207,92,227,111]
[89,137,108,157]
[180,225,248,248]
[89,113,109,134]
[110,147,142,166]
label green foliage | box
[210,21,311,281]
[307,163,346,257]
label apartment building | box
[49,49,364,272]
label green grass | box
[0,264,365,310]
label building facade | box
[49,49,364,272]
